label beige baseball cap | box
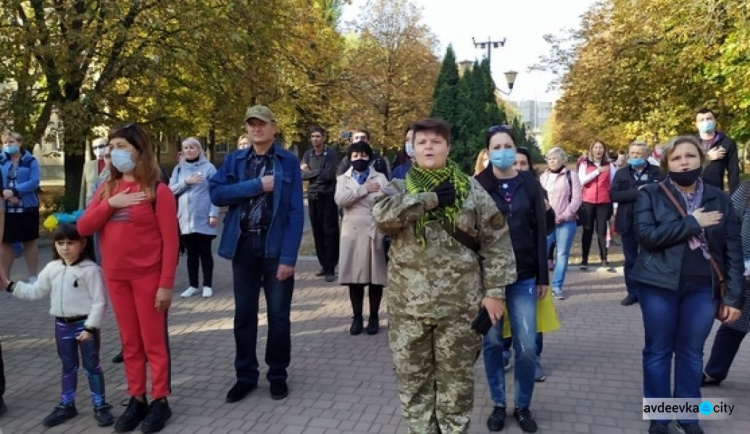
[244,105,277,123]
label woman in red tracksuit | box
[78,123,179,434]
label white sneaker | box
[202,287,213,298]
[27,275,38,284]
[181,287,199,298]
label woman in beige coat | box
[335,141,388,335]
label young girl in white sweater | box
[1,222,113,428]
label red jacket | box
[579,161,615,204]
[78,180,179,289]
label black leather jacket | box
[631,180,744,308]
[609,163,664,235]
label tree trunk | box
[64,152,85,211]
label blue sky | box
[342,0,597,102]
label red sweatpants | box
[107,273,171,398]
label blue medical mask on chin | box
[489,149,516,170]
[628,157,645,167]
[110,149,136,173]
[698,120,716,134]
[4,145,19,155]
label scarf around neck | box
[405,159,470,243]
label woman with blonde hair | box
[474,148,489,175]
[632,135,742,434]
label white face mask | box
[405,141,414,158]
[94,147,106,159]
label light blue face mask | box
[489,149,516,170]
[628,157,645,167]
[3,145,19,155]
[110,149,136,173]
[698,120,716,134]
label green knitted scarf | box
[405,159,471,243]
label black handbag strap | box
[658,181,726,290]
[441,221,480,252]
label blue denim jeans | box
[232,233,295,384]
[621,230,639,296]
[55,318,105,407]
[483,278,537,408]
[637,279,717,426]
[547,220,577,293]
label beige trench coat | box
[334,168,389,286]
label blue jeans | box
[621,230,639,296]
[232,233,295,384]
[637,279,717,425]
[483,278,537,408]
[55,318,105,407]
[502,333,543,356]
[547,220,577,292]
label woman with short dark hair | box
[373,117,516,433]
[335,141,388,335]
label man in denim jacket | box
[209,105,304,403]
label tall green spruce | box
[430,47,541,173]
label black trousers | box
[581,202,612,264]
[182,233,215,288]
[705,324,747,382]
[309,193,340,273]
[0,340,4,397]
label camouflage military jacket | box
[373,177,517,319]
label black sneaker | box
[513,408,538,433]
[0,397,6,417]
[115,396,148,432]
[112,351,124,364]
[366,316,379,335]
[324,273,336,283]
[648,421,669,434]
[621,294,638,306]
[141,399,172,433]
[350,316,364,335]
[270,380,289,400]
[700,373,721,387]
[95,403,115,427]
[42,403,78,427]
[487,406,506,431]
[226,381,257,403]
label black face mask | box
[668,167,702,187]
[351,159,370,172]
[549,166,564,174]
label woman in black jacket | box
[631,136,742,434]
[475,125,548,433]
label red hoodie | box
[78,180,179,289]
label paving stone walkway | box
[1,246,748,433]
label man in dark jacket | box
[301,126,339,282]
[610,141,665,306]
[695,107,740,193]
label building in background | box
[508,100,553,144]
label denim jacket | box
[0,150,40,210]
[209,143,304,266]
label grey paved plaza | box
[1,245,749,433]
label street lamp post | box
[472,36,517,94]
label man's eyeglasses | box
[94,144,107,150]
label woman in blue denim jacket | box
[1,131,41,282]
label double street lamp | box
[472,37,518,95]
